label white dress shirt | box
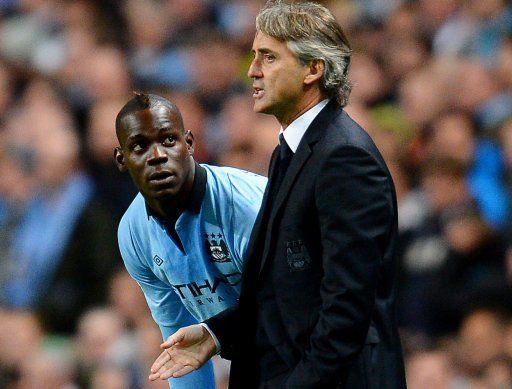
[280,99,329,152]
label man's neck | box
[146,198,183,222]
[279,91,326,129]
[146,162,196,221]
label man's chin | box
[252,99,269,114]
[253,105,274,116]
[150,187,179,200]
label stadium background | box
[1,0,512,387]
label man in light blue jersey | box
[114,92,266,389]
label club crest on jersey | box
[204,233,231,263]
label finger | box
[156,359,174,376]
[160,364,196,380]
[151,357,181,381]
[161,330,184,349]
[150,353,168,373]
[159,362,188,380]
[168,347,200,363]
[150,350,171,373]
[159,356,199,380]
[149,362,172,381]
[171,364,197,378]
[149,371,162,381]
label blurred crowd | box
[0,0,512,388]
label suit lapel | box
[269,143,310,225]
[258,142,312,274]
[247,146,279,255]
[258,100,341,275]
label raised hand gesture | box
[149,324,217,381]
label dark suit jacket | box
[206,100,406,388]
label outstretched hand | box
[149,324,217,381]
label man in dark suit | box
[149,1,406,388]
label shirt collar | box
[280,99,329,153]
[145,162,207,220]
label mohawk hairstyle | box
[134,91,150,108]
[115,91,184,139]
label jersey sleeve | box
[227,171,267,269]
[117,220,216,388]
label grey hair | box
[256,1,352,107]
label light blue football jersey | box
[118,164,266,388]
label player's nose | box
[148,144,168,165]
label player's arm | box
[148,171,267,379]
[285,145,394,387]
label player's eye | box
[163,135,176,146]
[264,53,275,63]
[131,142,145,152]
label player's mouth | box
[148,171,175,185]
[253,86,264,98]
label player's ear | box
[304,59,324,86]
[185,130,195,156]
[114,147,127,172]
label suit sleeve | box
[117,222,216,389]
[285,145,394,387]
[203,304,240,360]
